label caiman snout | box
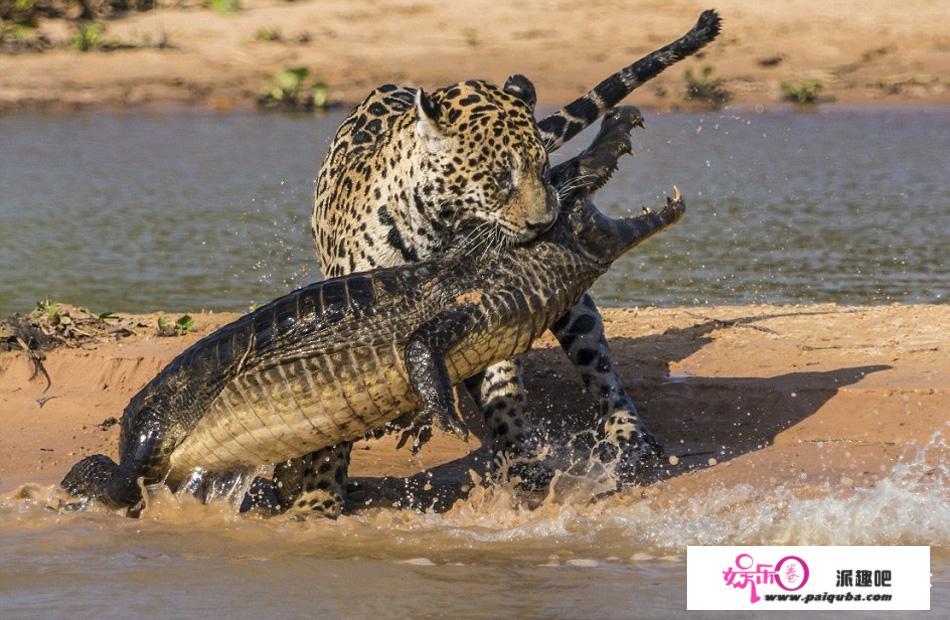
[573,186,685,264]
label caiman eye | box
[492,170,513,192]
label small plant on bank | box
[270,66,308,102]
[312,80,329,108]
[4,0,38,28]
[157,314,198,337]
[683,65,731,109]
[35,299,60,322]
[257,67,331,112]
[205,0,240,14]
[72,21,101,52]
[781,79,824,105]
[253,27,282,42]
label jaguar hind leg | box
[465,360,552,490]
[550,294,662,478]
[273,443,351,518]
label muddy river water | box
[1,108,947,315]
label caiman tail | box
[62,455,137,509]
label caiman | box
[61,106,686,513]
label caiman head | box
[549,106,686,265]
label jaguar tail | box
[538,9,722,152]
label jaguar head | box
[414,76,558,246]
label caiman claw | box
[396,385,468,453]
[430,385,469,442]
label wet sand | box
[2,304,946,509]
[2,0,949,113]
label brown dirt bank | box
[1,304,946,512]
[2,0,949,114]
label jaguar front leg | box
[463,359,550,488]
[550,293,662,478]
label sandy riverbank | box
[2,0,949,113]
[1,304,946,512]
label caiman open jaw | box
[549,105,645,203]
[570,184,685,266]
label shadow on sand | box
[346,311,890,512]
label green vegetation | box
[35,299,60,321]
[6,0,37,27]
[175,314,197,332]
[0,23,24,42]
[257,67,331,113]
[780,79,824,105]
[33,300,118,325]
[66,20,170,53]
[253,27,282,42]
[157,314,198,337]
[312,80,329,108]
[206,0,240,14]
[270,66,308,101]
[2,0,155,24]
[1,0,36,51]
[0,0,38,28]
[72,21,101,52]
[1,301,139,357]
[683,65,731,109]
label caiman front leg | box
[403,309,474,448]
[401,307,554,489]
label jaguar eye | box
[493,170,513,192]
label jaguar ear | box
[415,88,443,138]
[503,74,537,109]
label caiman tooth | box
[587,150,625,193]
[586,122,639,194]
[589,167,615,193]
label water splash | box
[2,435,946,565]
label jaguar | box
[283,9,722,517]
